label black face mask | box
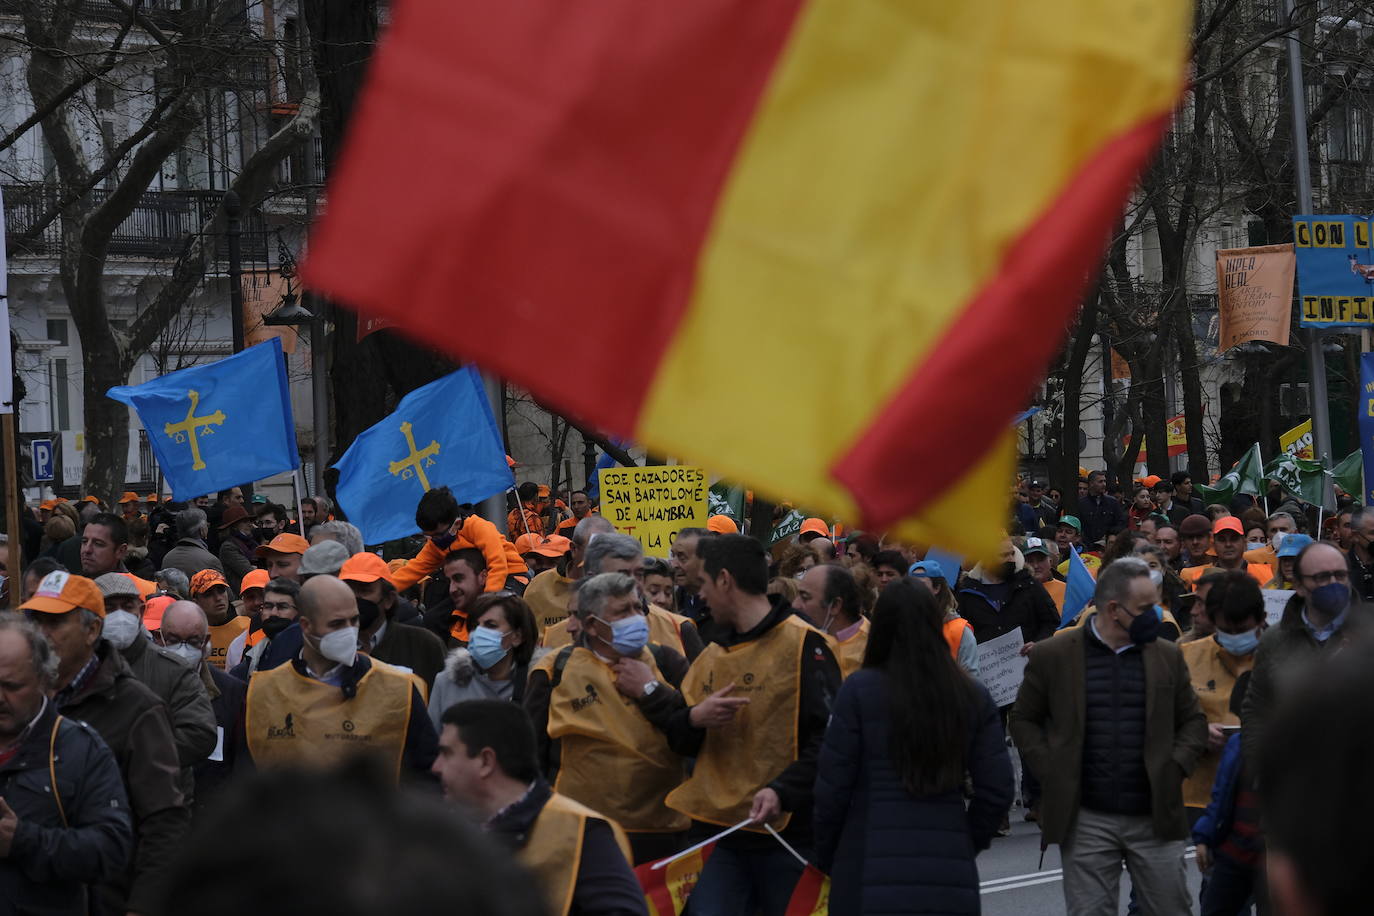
[255,526,276,540]
[261,616,293,640]
[1001,561,1017,581]
[356,597,381,631]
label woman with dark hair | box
[427,592,541,730]
[813,581,1013,914]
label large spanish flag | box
[303,0,1191,556]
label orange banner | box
[1216,243,1295,352]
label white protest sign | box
[1263,589,1295,627]
[976,628,1027,707]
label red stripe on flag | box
[635,861,678,916]
[832,113,1172,530]
[303,0,806,434]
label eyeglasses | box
[155,632,207,650]
[260,601,296,612]
[1302,569,1350,586]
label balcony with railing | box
[4,183,268,260]
[0,0,196,28]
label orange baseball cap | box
[537,484,551,499]
[707,515,739,535]
[39,499,56,510]
[339,552,394,585]
[80,495,100,504]
[190,569,230,596]
[515,533,544,554]
[144,493,160,502]
[800,518,830,538]
[1213,517,1244,536]
[255,533,310,558]
[118,491,140,504]
[143,594,173,631]
[20,571,105,617]
[531,535,571,558]
[239,568,271,593]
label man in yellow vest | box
[245,575,437,784]
[792,563,868,677]
[1181,518,1272,588]
[526,515,615,640]
[526,572,689,864]
[645,534,841,915]
[543,532,703,660]
[433,699,644,916]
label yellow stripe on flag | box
[636,0,1189,550]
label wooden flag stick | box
[3,413,19,608]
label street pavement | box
[978,813,1205,915]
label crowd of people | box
[0,468,1365,916]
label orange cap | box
[1213,517,1244,536]
[20,571,105,617]
[1140,475,1162,488]
[39,500,56,511]
[531,535,572,558]
[144,493,160,502]
[80,495,100,504]
[800,518,830,538]
[707,515,739,535]
[255,533,310,558]
[118,491,140,504]
[537,485,551,499]
[143,594,173,631]
[339,552,394,585]
[190,569,230,596]
[514,533,543,554]
[239,568,271,593]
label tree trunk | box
[1048,291,1099,493]
[1173,300,1209,484]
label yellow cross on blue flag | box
[333,367,514,544]
[107,339,299,500]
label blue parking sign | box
[31,438,53,482]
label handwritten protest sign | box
[1263,589,1295,627]
[976,628,1027,707]
[599,465,708,555]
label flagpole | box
[293,468,307,540]
[764,824,809,868]
[2,414,18,608]
[649,819,754,870]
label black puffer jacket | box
[956,568,1059,646]
[1080,628,1150,815]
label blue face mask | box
[593,615,650,657]
[1215,626,1261,657]
[1309,582,1352,619]
[468,626,509,670]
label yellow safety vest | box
[646,605,688,656]
[245,659,413,783]
[527,570,575,639]
[827,618,869,679]
[535,646,688,833]
[208,616,249,670]
[521,791,634,916]
[665,615,817,833]
[1180,636,1255,809]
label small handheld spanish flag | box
[635,843,713,916]
[303,0,1191,558]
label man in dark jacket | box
[96,573,217,778]
[1074,470,1128,546]
[1010,557,1207,916]
[158,600,247,816]
[1242,541,1367,770]
[955,543,1059,651]
[642,535,839,916]
[0,613,133,911]
[341,552,447,688]
[22,570,189,914]
[161,509,225,584]
[216,505,258,593]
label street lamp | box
[263,233,330,497]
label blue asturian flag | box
[1059,547,1096,629]
[334,367,514,544]
[107,339,298,501]
[1360,353,1374,506]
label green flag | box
[1197,443,1265,506]
[769,509,805,545]
[1330,450,1364,504]
[708,481,746,522]
[1264,454,1325,506]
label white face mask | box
[1148,568,1164,588]
[312,626,358,666]
[1271,532,1286,552]
[164,642,206,668]
[102,610,142,650]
